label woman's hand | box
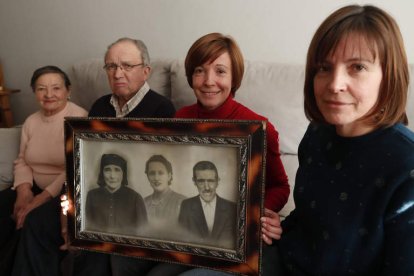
[14,187,52,229]
[13,183,34,228]
[261,208,283,245]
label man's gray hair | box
[105,37,150,65]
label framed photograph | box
[64,117,266,276]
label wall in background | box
[0,0,413,124]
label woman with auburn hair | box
[274,4,414,275]
[178,32,290,215]
[114,32,290,276]
[170,32,289,275]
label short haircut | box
[104,37,151,66]
[97,153,128,187]
[185,32,244,95]
[304,5,409,127]
[30,65,71,91]
[192,161,219,180]
[145,155,173,185]
[145,155,173,175]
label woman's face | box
[313,33,383,137]
[192,52,233,110]
[147,161,172,193]
[34,73,70,116]
[103,164,123,192]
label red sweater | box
[175,96,290,211]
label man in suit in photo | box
[178,161,237,249]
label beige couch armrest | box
[0,127,21,190]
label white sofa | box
[1,59,414,219]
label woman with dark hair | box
[144,155,186,226]
[85,153,148,234]
[180,5,414,273]
[274,4,414,275]
[0,65,87,275]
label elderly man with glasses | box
[88,37,175,118]
[72,38,178,276]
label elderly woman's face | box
[34,73,69,116]
[147,161,172,193]
[103,164,123,192]
[192,52,232,110]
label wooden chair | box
[0,63,19,128]
[0,61,4,89]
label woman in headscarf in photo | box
[85,153,148,235]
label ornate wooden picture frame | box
[64,117,266,276]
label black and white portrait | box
[178,161,237,249]
[80,140,239,248]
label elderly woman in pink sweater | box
[0,65,87,276]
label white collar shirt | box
[110,82,150,118]
[199,196,217,233]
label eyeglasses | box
[103,62,145,72]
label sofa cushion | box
[70,58,173,112]
[0,127,21,191]
[70,58,110,111]
[236,62,308,155]
[170,60,196,109]
[147,59,173,99]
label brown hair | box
[145,155,173,185]
[304,5,409,127]
[185,32,244,95]
[30,65,71,92]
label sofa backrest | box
[70,58,414,156]
[70,59,310,154]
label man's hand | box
[261,208,282,245]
